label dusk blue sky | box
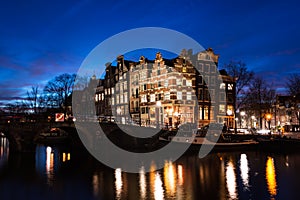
[1,0,300,105]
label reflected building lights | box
[93,173,99,196]
[226,160,237,200]
[164,161,176,196]
[240,154,249,189]
[177,165,184,186]
[115,168,123,200]
[62,152,71,162]
[139,166,147,199]
[46,146,54,186]
[266,157,277,197]
[154,172,164,200]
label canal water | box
[0,137,300,200]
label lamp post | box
[266,113,272,130]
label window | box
[182,67,186,73]
[116,95,119,104]
[210,65,216,73]
[210,76,215,86]
[164,79,168,87]
[150,94,155,102]
[187,92,192,100]
[220,83,226,89]
[205,64,210,72]
[141,95,147,103]
[123,83,127,90]
[228,84,234,90]
[95,94,98,102]
[177,91,182,100]
[165,92,170,100]
[187,80,192,86]
[197,63,203,71]
[111,97,115,105]
[111,87,114,94]
[176,79,182,86]
[124,93,127,103]
[120,95,123,103]
[219,105,225,114]
[123,73,126,80]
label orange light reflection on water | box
[266,157,277,198]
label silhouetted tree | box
[26,85,40,114]
[243,76,276,129]
[43,73,76,117]
[286,73,300,125]
[223,60,254,110]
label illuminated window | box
[164,79,168,87]
[228,84,234,90]
[165,92,170,100]
[141,95,147,103]
[124,93,127,103]
[219,105,225,114]
[176,79,182,86]
[187,80,192,86]
[187,92,192,100]
[111,97,115,105]
[177,92,182,100]
[150,94,155,102]
[182,67,187,72]
[120,95,123,103]
[220,83,226,89]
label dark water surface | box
[1,137,300,200]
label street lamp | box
[266,113,272,130]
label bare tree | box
[223,60,254,110]
[44,73,76,117]
[243,76,276,129]
[286,73,300,125]
[26,86,39,114]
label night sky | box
[1,0,300,105]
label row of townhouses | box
[90,48,236,129]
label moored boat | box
[35,127,70,145]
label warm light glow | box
[226,160,237,200]
[46,146,54,186]
[117,107,122,115]
[164,161,176,196]
[154,172,164,200]
[240,154,249,189]
[227,109,233,116]
[62,152,71,162]
[93,173,99,196]
[240,111,246,116]
[266,114,272,120]
[266,157,277,197]
[156,101,161,107]
[115,168,123,200]
[177,165,184,186]
[139,166,146,199]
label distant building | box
[94,48,236,128]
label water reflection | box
[226,160,238,200]
[266,156,277,198]
[164,161,176,197]
[154,172,164,200]
[46,146,54,186]
[0,137,9,167]
[115,168,123,200]
[240,154,250,190]
[139,166,146,199]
